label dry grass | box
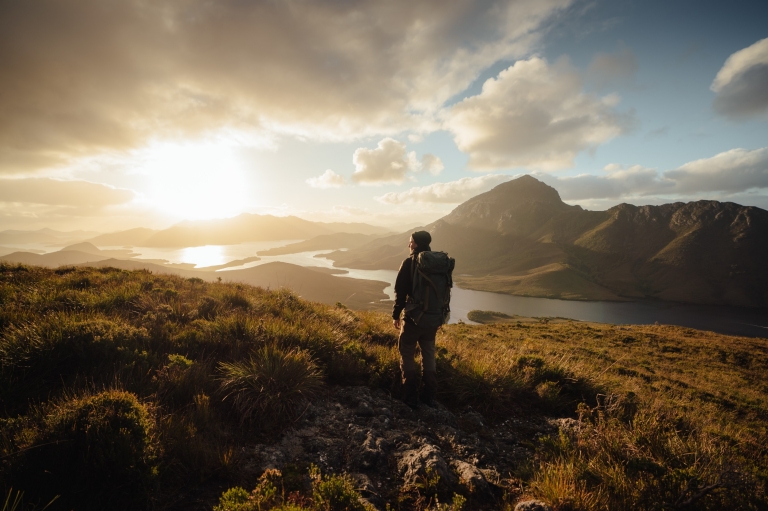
[1,263,766,510]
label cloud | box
[666,148,768,194]
[306,169,345,189]
[351,138,414,185]
[711,37,768,118]
[535,166,662,200]
[537,147,768,201]
[377,174,512,204]
[0,0,572,173]
[0,178,135,207]
[586,48,637,89]
[418,154,445,175]
[444,57,632,171]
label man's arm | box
[392,257,411,328]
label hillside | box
[140,215,391,247]
[0,264,766,510]
[324,176,768,307]
[257,232,390,256]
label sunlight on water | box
[180,245,226,268]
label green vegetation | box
[1,263,766,510]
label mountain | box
[0,249,111,267]
[0,228,100,246]
[313,222,392,236]
[324,175,768,307]
[257,232,390,256]
[142,214,390,247]
[84,228,157,247]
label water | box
[450,287,768,338]
[15,241,768,338]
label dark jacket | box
[392,247,429,321]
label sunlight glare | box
[142,140,251,220]
[181,245,227,268]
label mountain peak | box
[469,175,564,206]
[440,175,575,234]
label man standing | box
[392,230,452,409]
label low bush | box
[7,389,158,511]
[213,466,371,511]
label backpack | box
[404,251,455,327]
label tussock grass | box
[0,263,766,509]
[218,346,324,427]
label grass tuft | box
[218,346,324,426]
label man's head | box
[409,230,432,254]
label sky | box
[1,0,767,232]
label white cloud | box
[444,57,631,171]
[377,174,512,204]
[351,138,414,185]
[306,169,345,189]
[711,37,768,118]
[537,147,768,201]
[418,154,445,175]
[0,178,135,207]
[666,148,768,193]
[534,166,661,200]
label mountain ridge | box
[324,176,768,308]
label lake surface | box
[18,241,768,338]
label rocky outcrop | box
[239,386,557,509]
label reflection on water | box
[181,245,226,268]
[102,240,302,268]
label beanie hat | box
[411,230,432,249]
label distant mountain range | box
[78,215,391,247]
[3,178,766,308]
[0,217,392,249]
[324,175,768,308]
[0,228,100,246]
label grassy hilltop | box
[1,264,767,510]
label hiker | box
[392,230,454,409]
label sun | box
[140,140,251,220]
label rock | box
[459,410,486,432]
[514,500,552,511]
[397,444,457,490]
[451,460,490,496]
[355,401,375,417]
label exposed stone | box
[397,444,457,490]
[235,385,558,508]
[514,500,553,511]
[451,459,490,496]
[460,409,486,432]
[356,401,375,417]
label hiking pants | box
[398,320,438,375]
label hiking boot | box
[402,371,420,410]
[421,370,438,408]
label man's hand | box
[393,319,401,330]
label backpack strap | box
[417,268,442,314]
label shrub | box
[310,465,371,511]
[9,390,158,511]
[214,467,369,511]
[218,346,323,427]
[0,316,151,412]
